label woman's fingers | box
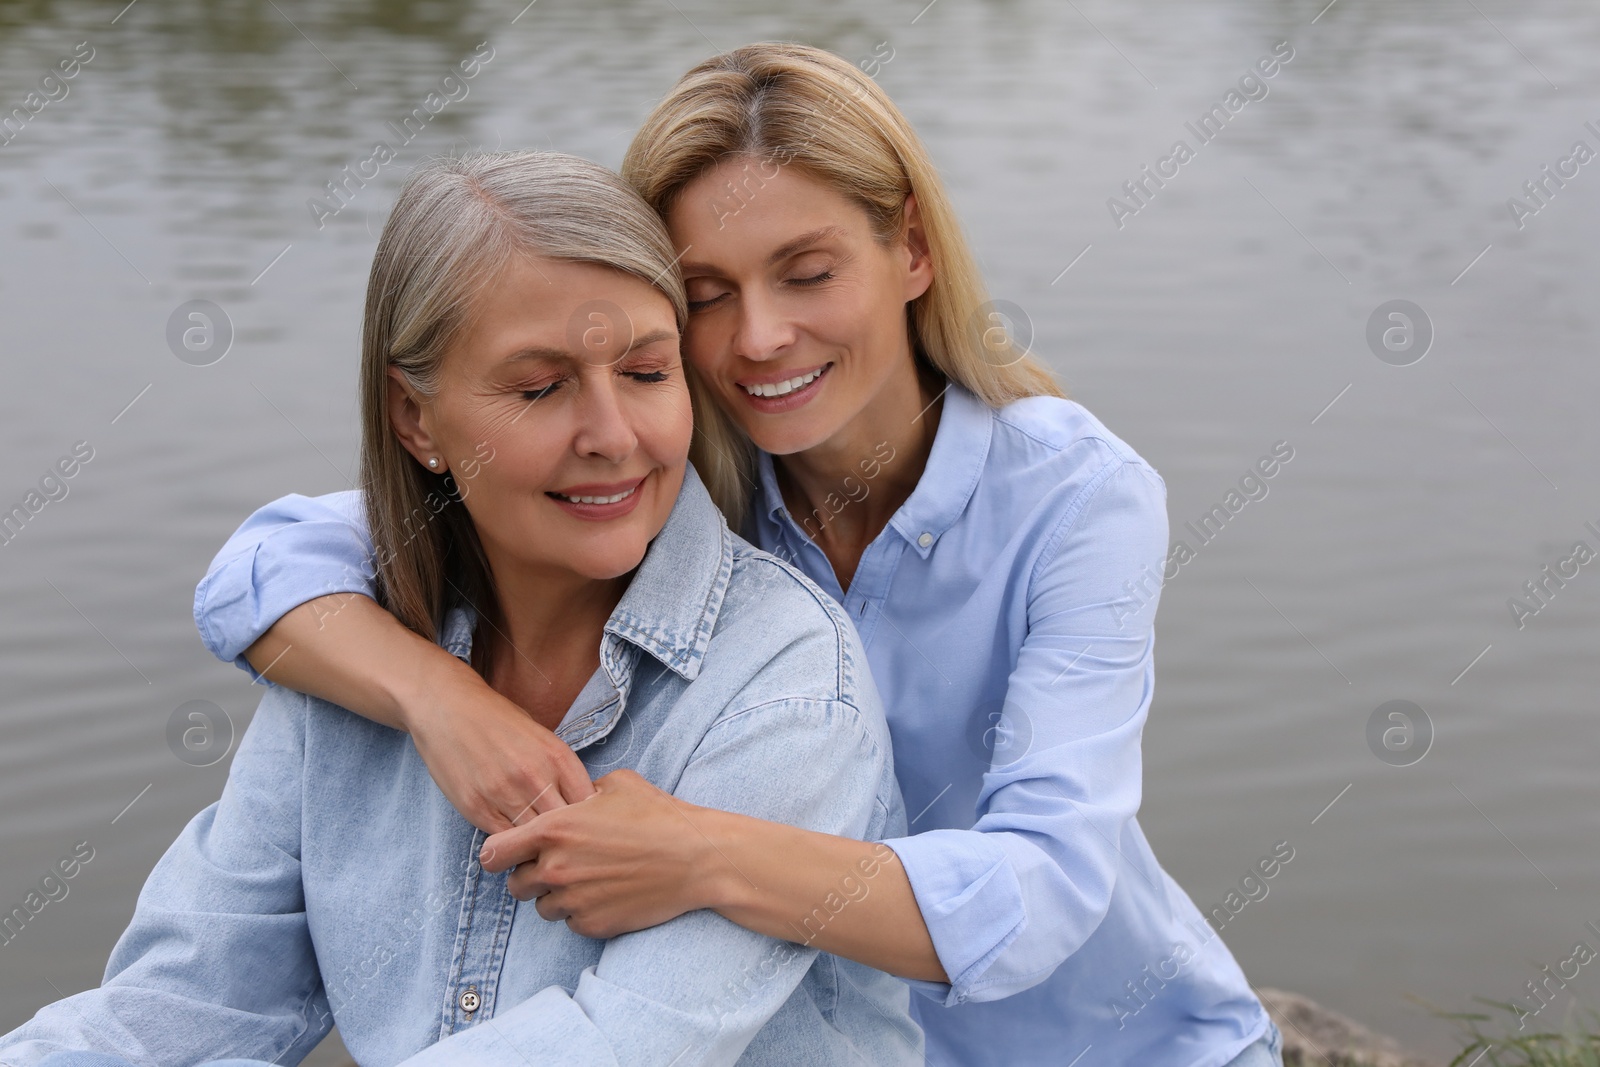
[532,887,569,920]
[491,711,595,818]
[438,746,584,835]
[479,820,545,873]
[505,774,566,822]
[554,745,599,804]
[511,864,554,902]
[409,667,599,827]
[480,773,703,938]
[475,806,518,835]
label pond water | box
[2,0,1598,1060]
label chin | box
[721,398,831,458]
[739,417,838,458]
[571,542,651,580]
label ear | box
[900,193,934,303]
[386,367,447,474]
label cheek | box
[813,265,890,341]
[829,296,878,350]
[813,286,893,371]
[681,321,729,382]
[457,447,552,531]
[449,407,566,500]
[453,443,570,560]
[634,381,695,462]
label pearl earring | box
[427,457,439,469]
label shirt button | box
[459,987,480,1014]
[917,532,933,548]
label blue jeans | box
[1223,1020,1286,1067]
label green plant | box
[1439,999,1600,1067]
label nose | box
[730,284,796,363]
[571,372,638,463]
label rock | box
[1257,987,1438,1067]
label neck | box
[478,555,630,692]
[776,357,944,556]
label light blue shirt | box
[0,467,922,1067]
[175,383,1268,1066]
[749,385,1271,1066]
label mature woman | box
[0,152,921,1067]
[184,45,1284,1067]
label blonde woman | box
[184,45,1283,1067]
[0,152,920,1067]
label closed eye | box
[687,271,833,311]
[521,369,668,401]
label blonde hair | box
[359,151,687,664]
[622,42,1065,524]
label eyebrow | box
[679,226,848,276]
[500,327,677,365]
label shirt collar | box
[888,381,992,556]
[439,463,733,683]
[753,380,993,559]
[754,448,788,534]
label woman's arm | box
[484,767,947,982]
[872,458,1169,1005]
[250,596,596,828]
[0,687,330,1066]
[197,491,595,827]
[414,699,924,1067]
[485,459,1168,1002]
[243,592,437,730]
[702,801,948,982]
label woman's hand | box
[480,768,945,980]
[246,594,597,832]
[405,661,598,833]
[478,768,717,939]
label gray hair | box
[358,151,688,661]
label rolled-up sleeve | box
[193,491,375,675]
[881,458,1169,1007]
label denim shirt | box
[0,466,922,1067]
[168,384,1270,1067]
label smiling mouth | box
[547,483,640,505]
[741,364,830,398]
